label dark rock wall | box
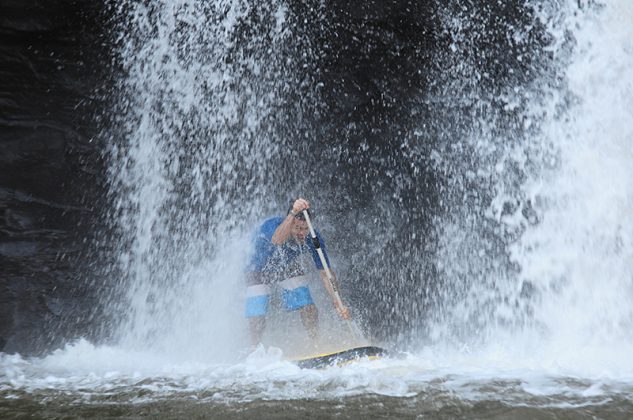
[0,0,547,353]
[0,0,107,353]
[297,0,441,340]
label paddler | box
[245,197,350,347]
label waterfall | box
[425,0,633,363]
[102,0,633,362]
[513,0,633,355]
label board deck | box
[291,346,387,369]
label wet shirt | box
[248,216,330,282]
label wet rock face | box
[0,0,106,354]
[0,0,440,354]
[310,0,439,206]
[0,0,539,353]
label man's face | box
[292,219,309,242]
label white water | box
[504,0,633,370]
[104,0,297,360]
[428,0,633,377]
[2,339,632,406]
[3,0,633,407]
[514,0,633,353]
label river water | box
[2,0,633,418]
[1,339,633,418]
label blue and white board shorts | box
[245,275,314,317]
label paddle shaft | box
[302,210,358,338]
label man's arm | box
[271,213,296,245]
[271,198,309,244]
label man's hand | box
[335,301,351,320]
[273,197,310,244]
[292,198,310,214]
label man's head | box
[287,205,313,243]
[291,218,310,242]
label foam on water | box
[2,340,633,407]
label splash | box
[103,0,309,360]
[99,0,633,373]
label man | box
[245,197,350,347]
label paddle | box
[302,209,361,340]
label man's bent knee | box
[301,303,317,315]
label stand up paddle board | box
[291,346,387,369]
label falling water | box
[103,0,315,360]
[510,0,633,364]
[99,0,633,377]
[424,0,633,373]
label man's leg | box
[245,283,271,348]
[299,304,319,341]
[249,316,266,347]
